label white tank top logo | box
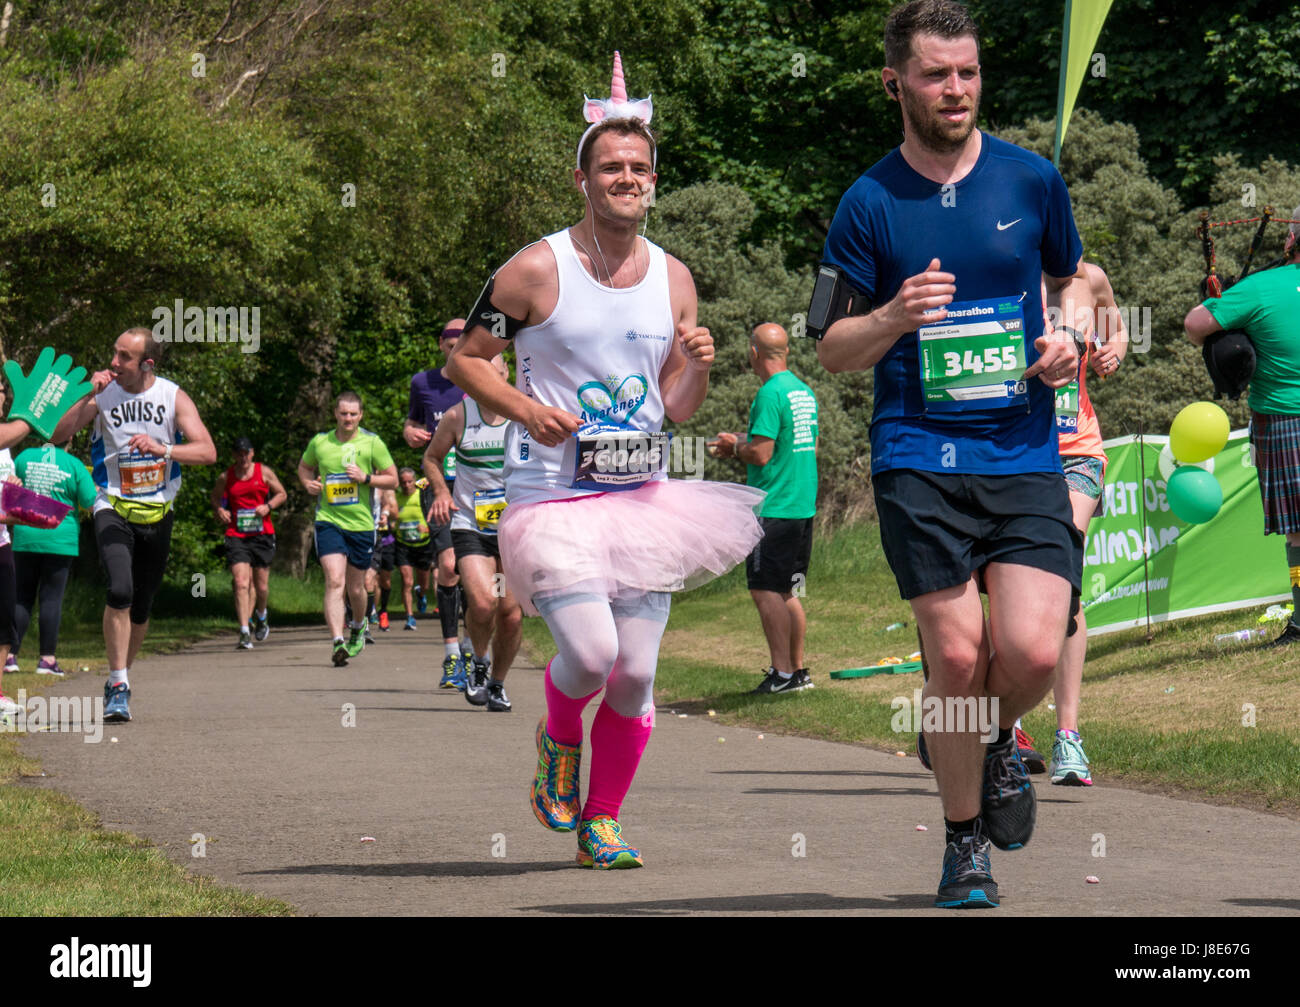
[577,374,649,424]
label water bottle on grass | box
[1214,627,1269,647]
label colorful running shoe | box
[438,654,459,688]
[0,692,19,717]
[531,719,581,832]
[253,614,270,642]
[451,655,469,692]
[935,820,998,908]
[415,586,428,614]
[404,615,417,631]
[35,658,67,677]
[3,655,18,673]
[378,611,390,631]
[486,680,512,712]
[576,816,643,869]
[1015,726,1047,774]
[237,629,254,651]
[464,657,490,706]
[103,681,132,722]
[1050,729,1093,786]
[981,732,1036,851]
[345,625,366,658]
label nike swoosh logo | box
[996,219,1022,231]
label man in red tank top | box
[211,437,288,649]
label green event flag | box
[1052,0,1115,167]
[1082,430,1289,636]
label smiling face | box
[577,127,657,227]
[894,32,981,154]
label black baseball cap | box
[233,436,254,452]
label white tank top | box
[505,229,675,506]
[89,377,183,513]
[451,399,508,533]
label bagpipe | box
[1195,206,1298,400]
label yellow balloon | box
[1170,402,1229,464]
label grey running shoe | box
[1049,730,1093,786]
[487,680,512,712]
[935,820,999,908]
[981,732,1036,851]
[238,629,254,651]
[465,657,490,706]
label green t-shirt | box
[1205,263,1300,414]
[12,444,96,556]
[746,370,819,519]
[301,428,394,532]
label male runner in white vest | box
[447,53,763,870]
[53,327,217,722]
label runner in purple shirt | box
[403,320,470,685]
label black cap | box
[233,436,254,452]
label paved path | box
[19,625,1300,916]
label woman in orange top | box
[1044,262,1128,786]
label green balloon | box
[1166,466,1222,524]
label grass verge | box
[0,569,324,916]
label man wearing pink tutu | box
[446,53,765,869]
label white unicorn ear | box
[625,97,653,125]
[583,97,607,123]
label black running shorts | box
[745,516,814,594]
[226,533,276,569]
[873,469,1082,601]
[452,528,500,562]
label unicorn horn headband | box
[576,51,655,171]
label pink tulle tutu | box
[499,479,766,614]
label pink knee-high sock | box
[582,701,653,821]
[545,659,599,747]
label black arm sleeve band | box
[466,273,527,340]
[805,264,873,340]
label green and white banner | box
[1083,430,1289,635]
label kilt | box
[1251,411,1300,534]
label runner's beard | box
[902,88,979,155]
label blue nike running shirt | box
[822,132,1082,476]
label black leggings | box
[94,509,174,624]
[14,552,75,656]
[0,544,14,649]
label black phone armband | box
[466,274,527,340]
[805,264,872,340]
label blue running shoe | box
[531,719,581,832]
[104,681,132,722]
[438,654,459,689]
[415,586,428,614]
[404,615,417,631]
[935,820,999,908]
[451,654,469,692]
[981,731,1036,851]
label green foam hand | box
[4,346,96,441]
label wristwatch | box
[364,473,372,485]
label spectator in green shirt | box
[10,441,96,676]
[709,323,820,694]
[1184,205,1300,647]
